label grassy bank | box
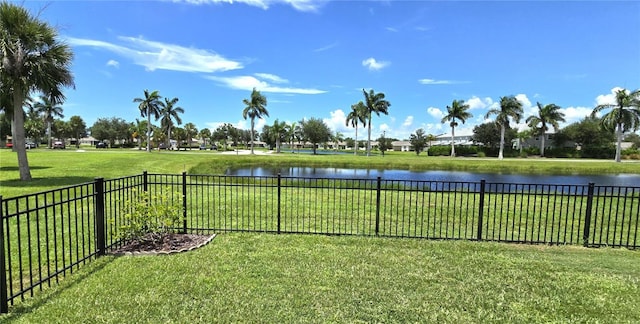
[1,148,639,197]
[1,233,638,323]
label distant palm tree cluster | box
[1,2,639,182]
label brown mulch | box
[110,233,215,255]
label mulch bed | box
[109,233,216,256]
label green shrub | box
[476,151,486,158]
[117,188,182,242]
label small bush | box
[476,151,486,158]
[117,188,182,242]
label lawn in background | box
[2,148,639,197]
[1,233,638,323]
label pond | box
[225,167,640,187]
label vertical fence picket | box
[477,180,486,241]
[583,182,595,247]
[0,195,8,313]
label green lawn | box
[1,233,638,323]
[1,147,639,197]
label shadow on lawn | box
[0,166,51,171]
[0,257,116,322]
[0,176,95,189]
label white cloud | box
[174,0,324,12]
[362,57,390,71]
[418,78,468,85]
[323,109,348,133]
[595,87,624,106]
[466,96,494,110]
[560,106,592,124]
[427,107,443,119]
[402,116,413,127]
[66,36,243,73]
[254,73,288,84]
[313,42,338,52]
[206,75,326,94]
[106,59,119,68]
[515,94,532,110]
[386,27,398,32]
[379,123,390,132]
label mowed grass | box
[1,233,639,323]
[1,147,639,197]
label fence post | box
[583,182,595,247]
[477,180,486,241]
[143,170,148,192]
[0,196,8,313]
[94,178,106,256]
[375,177,381,236]
[277,173,281,234]
[182,171,188,234]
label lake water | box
[225,167,640,187]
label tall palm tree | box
[485,96,523,160]
[199,128,211,147]
[133,89,162,152]
[592,88,640,162]
[183,122,198,150]
[345,101,367,155]
[159,97,184,148]
[362,89,391,156]
[526,102,565,157]
[440,100,472,157]
[1,3,74,180]
[242,87,268,154]
[33,95,64,149]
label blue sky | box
[21,0,640,140]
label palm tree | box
[33,95,64,149]
[425,133,437,156]
[526,102,566,157]
[485,96,523,160]
[270,119,287,153]
[133,89,162,152]
[159,97,184,148]
[1,3,75,180]
[362,89,391,156]
[333,131,344,151]
[199,128,211,147]
[515,129,533,155]
[345,101,367,155]
[242,87,269,154]
[183,122,198,150]
[591,89,640,162]
[440,100,472,157]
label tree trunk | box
[250,118,255,154]
[498,125,505,160]
[354,126,358,156]
[450,126,456,157]
[12,87,32,181]
[146,112,151,152]
[540,131,546,157]
[367,116,372,157]
[47,121,52,149]
[276,138,281,153]
[615,123,622,163]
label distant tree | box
[441,100,472,157]
[159,97,184,148]
[270,119,288,153]
[591,88,640,162]
[515,129,534,155]
[526,102,566,157]
[345,101,367,155]
[24,108,45,145]
[213,123,235,150]
[625,133,640,149]
[131,118,148,150]
[1,2,75,180]
[90,117,129,147]
[68,115,87,148]
[199,128,211,146]
[300,117,331,155]
[472,122,517,154]
[33,95,64,149]
[183,122,198,149]
[133,89,162,152]
[172,127,186,148]
[409,128,428,155]
[425,133,437,156]
[376,132,393,156]
[555,116,614,149]
[362,89,390,156]
[333,131,344,151]
[344,137,355,151]
[485,96,523,160]
[242,88,268,154]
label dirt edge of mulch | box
[108,233,216,257]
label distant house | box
[391,140,412,152]
[514,132,575,151]
[435,130,475,146]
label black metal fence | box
[1,171,639,312]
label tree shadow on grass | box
[0,176,95,189]
[0,166,51,171]
[0,256,117,322]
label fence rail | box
[1,171,639,312]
